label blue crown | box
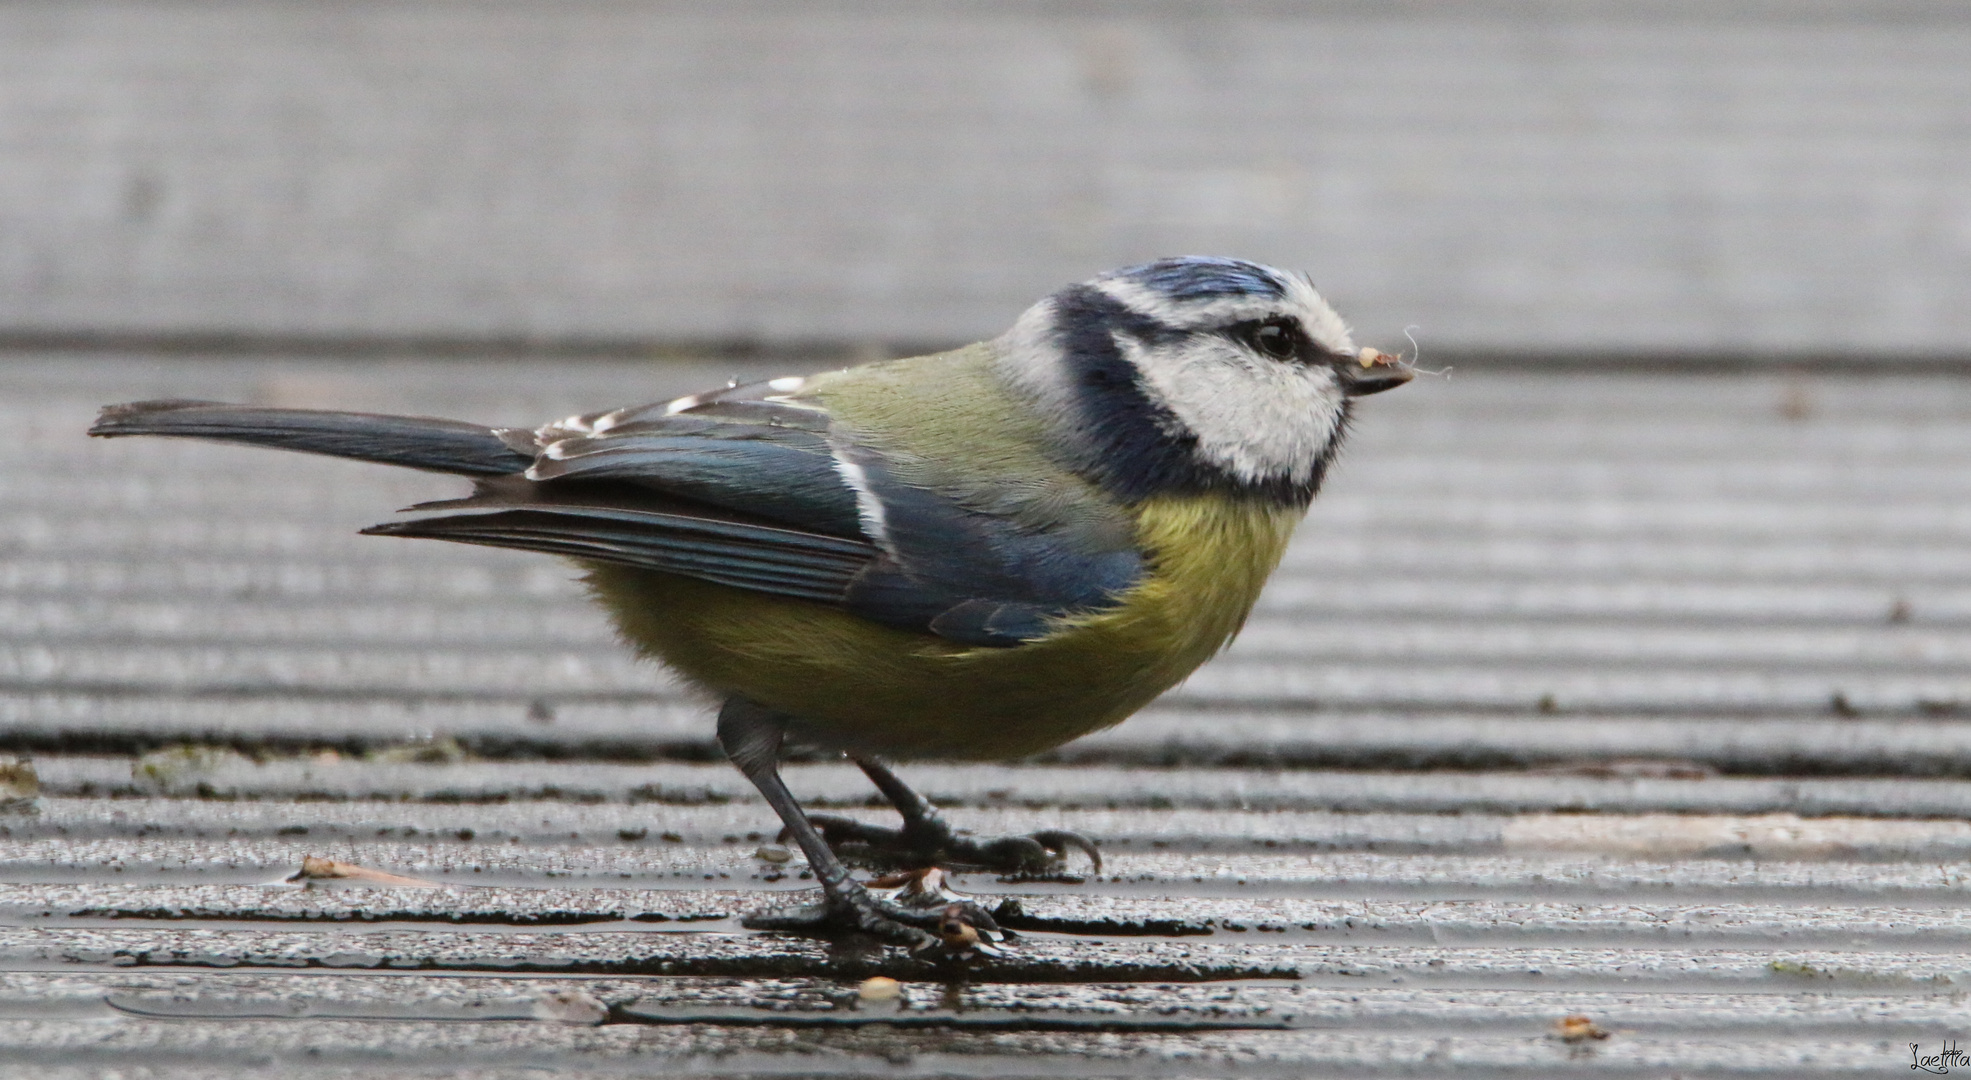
[1103,257,1291,303]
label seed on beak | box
[1341,346,1416,397]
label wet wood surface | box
[1,355,1968,1076]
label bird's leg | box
[802,757,1102,878]
[716,698,999,948]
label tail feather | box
[89,400,534,476]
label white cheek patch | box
[1119,334,1346,487]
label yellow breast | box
[585,493,1303,760]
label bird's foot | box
[741,875,1006,955]
[797,812,1101,879]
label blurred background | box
[4,0,1969,358]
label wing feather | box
[364,503,872,604]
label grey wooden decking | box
[3,353,1969,1076]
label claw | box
[787,799,1105,881]
[1027,829,1104,874]
[972,835,1051,872]
[740,894,939,950]
[741,881,1004,956]
[793,812,1102,878]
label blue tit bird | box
[90,256,1412,949]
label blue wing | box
[525,390,863,538]
[375,378,1143,646]
[829,443,1142,644]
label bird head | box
[996,256,1412,506]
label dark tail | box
[89,400,535,476]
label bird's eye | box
[1244,321,1300,361]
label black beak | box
[1337,349,1416,397]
